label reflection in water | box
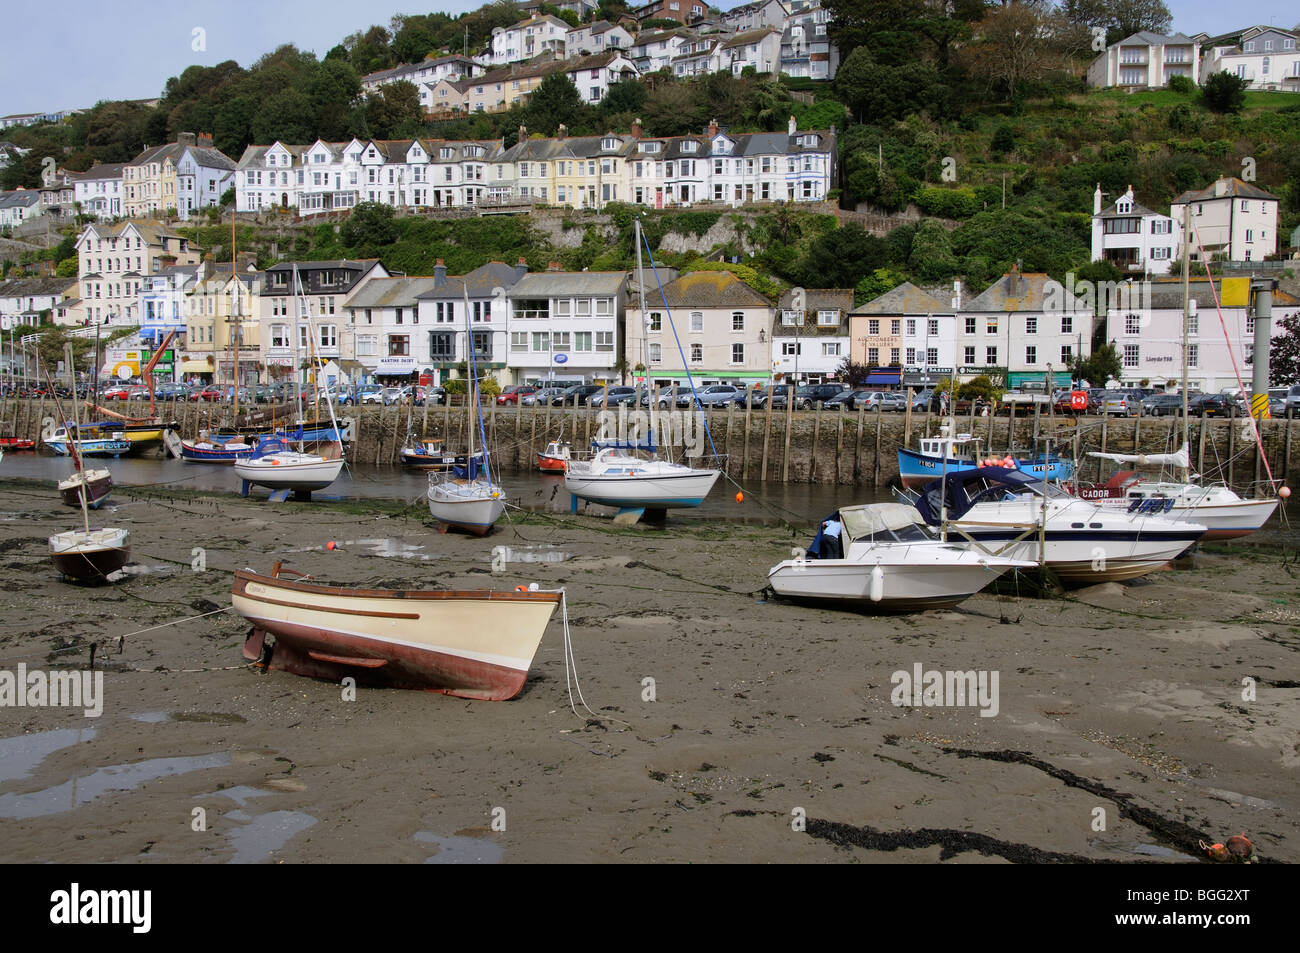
[0,728,98,784]
[414,831,504,864]
[226,810,318,864]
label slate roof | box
[507,271,627,298]
[853,282,952,315]
[1172,177,1280,205]
[343,277,440,308]
[654,271,773,308]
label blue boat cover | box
[914,466,1047,525]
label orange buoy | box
[735,491,744,503]
[514,585,528,592]
[1281,486,1292,499]
[326,541,338,551]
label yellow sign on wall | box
[1219,278,1249,308]
[106,348,144,380]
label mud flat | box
[0,479,1296,863]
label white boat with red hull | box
[232,565,562,701]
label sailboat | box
[233,265,345,499]
[427,287,505,535]
[46,346,130,581]
[565,219,721,514]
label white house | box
[851,283,954,387]
[672,36,724,77]
[414,259,526,386]
[781,0,839,80]
[1170,176,1280,263]
[565,20,633,59]
[262,259,388,376]
[628,28,694,74]
[0,189,40,228]
[1086,31,1200,89]
[1091,184,1182,276]
[1198,26,1300,92]
[775,288,853,383]
[137,264,198,346]
[706,117,835,204]
[76,220,201,326]
[489,15,570,66]
[339,276,439,379]
[506,268,628,385]
[564,52,640,104]
[718,28,783,77]
[720,0,789,33]
[72,163,125,220]
[0,277,76,330]
[360,54,482,97]
[1106,278,1300,391]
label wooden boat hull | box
[231,569,561,700]
[46,438,131,458]
[401,448,484,470]
[58,469,113,509]
[48,528,130,581]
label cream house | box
[626,270,773,388]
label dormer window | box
[639,142,660,154]
[681,141,697,153]
[440,147,453,159]
[602,137,618,150]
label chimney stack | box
[547,261,562,272]
[557,124,567,139]
[707,117,718,137]
[177,132,197,147]
[518,124,527,143]
[1093,182,1102,216]
[197,132,213,148]
[515,257,529,280]
[788,115,796,136]
[631,117,643,138]
[434,259,447,288]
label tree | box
[835,47,944,123]
[55,258,78,278]
[1063,0,1172,47]
[960,2,1089,102]
[798,224,885,288]
[1201,71,1248,114]
[1068,343,1122,388]
[365,80,425,138]
[340,202,398,250]
[526,74,585,135]
[854,268,907,305]
[834,358,874,385]
[908,220,960,281]
[1269,312,1300,386]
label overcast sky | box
[3,1,1298,116]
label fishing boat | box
[179,435,257,463]
[45,427,131,458]
[767,503,1035,612]
[537,440,571,473]
[72,421,166,454]
[400,436,484,471]
[232,564,562,701]
[898,431,1074,490]
[565,446,720,509]
[1077,444,1279,540]
[58,468,112,509]
[912,466,1206,585]
[0,437,35,451]
[45,346,130,582]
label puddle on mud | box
[0,728,99,784]
[119,564,179,577]
[414,831,505,864]
[227,810,317,863]
[203,785,277,807]
[130,712,171,723]
[282,538,448,561]
[484,544,570,566]
[0,751,231,819]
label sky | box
[3,1,1299,116]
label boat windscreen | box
[841,503,926,541]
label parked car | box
[1189,393,1236,418]
[676,384,744,408]
[589,386,639,408]
[824,389,866,411]
[910,389,935,412]
[1282,384,1300,416]
[523,387,566,406]
[339,384,380,405]
[496,385,538,406]
[189,385,223,402]
[552,384,604,406]
[1141,393,1184,417]
[423,386,446,406]
[102,385,131,400]
[1102,389,1142,417]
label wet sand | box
[0,477,1297,864]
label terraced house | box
[122,132,236,221]
[506,267,628,385]
[260,259,388,375]
[234,120,836,215]
[75,220,201,325]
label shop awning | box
[865,373,900,385]
[180,360,213,374]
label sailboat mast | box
[464,285,475,464]
[1180,203,1191,474]
[292,265,305,448]
[231,216,240,418]
[634,217,651,447]
[64,344,90,536]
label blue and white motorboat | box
[898,431,1073,490]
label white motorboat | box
[914,466,1207,585]
[427,473,506,536]
[565,447,720,509]
[234,451,344,494]
[1080,444,1280,540]
[768,503,1035,612]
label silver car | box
[1102,390,1141,417]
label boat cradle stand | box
[240,481,309,502]
[569,494,667,525]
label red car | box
[189,386,223,402]
[496,385,538,406]
[102,385,131,400]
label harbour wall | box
[6,394,1298,492]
